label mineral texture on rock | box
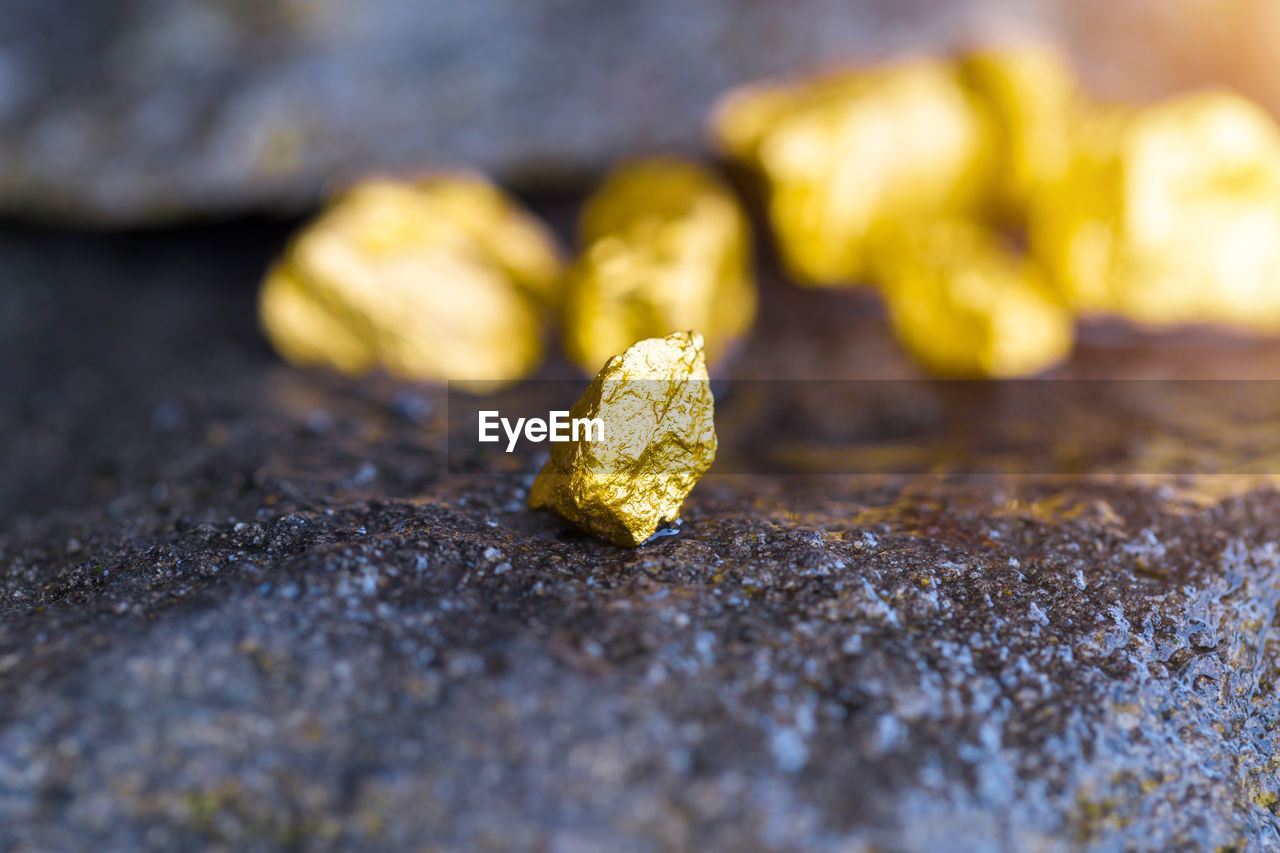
[529,331,717,546]
[563,158,756,374]
[6,212,1280,851]
[258,174,562,390]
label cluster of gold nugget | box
[261,43,1280,387]
[258,166,739,546]
[260,161,754,389]
[713,45,1280,375]
[257,43,1280,545]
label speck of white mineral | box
[770,727,809,772]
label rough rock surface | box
[4,213,1280,850]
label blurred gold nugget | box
[874,221,1073,377]
[1032,91,1280,329]
[409,175,564,310]
[958,44,1078,219]
[529,331,717,547]
[563,158,756,373]
[711,57,995,285]
[259,174,563,389]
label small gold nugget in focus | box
[1032,91,1280,330]
[710,57,995,285]
[563,158,756,374]
[529,331,717,547]
[259,174,563,390]
[874,221,1073,377]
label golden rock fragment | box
[874,221,1073,377]
[259,174,563,390]
[562,158,756,374]
[409,174,565,310]
[1031,91,1280,330]
[529,331,717,547]
[710,58,995,285]
[958,44,1078,220]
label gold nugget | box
[874,221,1073,377]
[259,174,563,390]
[409,174,564,310]
[710,57,995,285]
[958,44,1078,221]
[563,158,756,374]
[1031,91,1280,330]
[529,331,717,547]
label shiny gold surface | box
[529,331,718,547]
[874,220,1073,377]
[710,57,995,285]
[259,174,563,390]
[1032,91,1280,329]
[563,158,756,374]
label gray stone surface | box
[0,0,1028,223]
[8,1,1280,224]
[3,215,1280,849]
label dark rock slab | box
[3,218,1280,850]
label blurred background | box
[2,0,1278,223]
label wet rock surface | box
[4,216,1280,850]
